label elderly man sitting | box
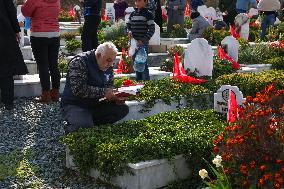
[61,42,129,133]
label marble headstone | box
[184,38,213,76]
[221,36,240,62]
[125,7,135,22]
[214,85,245,114]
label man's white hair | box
[95,42,118,56]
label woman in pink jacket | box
[22,0,61,103]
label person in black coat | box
[154,0,163,33]
[219,0,238,26]
[81,0,102,52]
[0,0,28,110]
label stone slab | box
[13,68,171,97]
[25,60,37,75]
[66,148,191,189]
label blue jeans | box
[261,14,276,39]
[132,44,150,81]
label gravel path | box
[0,98,105,189]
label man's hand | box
[173,6,178,11]
[128,32,132,39]
[16,33,21,44]
[224,11,228,15]
[115,97,127,105]
[137,40,144,45]
[104,88,117,101]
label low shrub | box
[132,77,210,111]
[103,20,126,41]
[266,57,284,70]
[65,39,82,54]
[239,43,277,65]
[161,24,187,38]
[62,109,225,181]
[203,27,230,46]
[60,32,77,41]
[215,70,284,96]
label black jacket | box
[83,0,102,17]
[219,0,237,14]
[0,0,28,77]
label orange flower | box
[246,96,253,102]
[249,161,256,169]
[253,98,259,103]
[258,178,265,186]
[213,146,219,154]
[250,124,256,129]
[259,165,267,171]
[263,173,272,180]
[224,168,231,175]
[275,159,283,164]
[274,183,281,189]
[240,164,248,175]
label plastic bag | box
[129,38,138,57]
[134,47,147,72]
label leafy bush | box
[103,20,126,41]
[184,17,192,29]
[133,77,210,108]
[266,57,284,70]
[58,56,68,77]
[60,32,77,41]
[62,109,225,181]
[212,56,234,79]
[238,43,277,64]
[215,70,284,96]
[160,58,174,72]
[58,9,74,22]
[112,36,129,52]
[203,27,230,46]
[65,39,82,54]
[161,24,187,38]
[213,85,284,188]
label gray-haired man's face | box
[96,50,117,71]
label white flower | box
[199,169,208,179]
[212,155,223,168]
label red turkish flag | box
[69,5,75,18]
[230,26,240,40]
[172,53,207,84]
[227,90,238,123]
[217,46,241,70]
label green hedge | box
[62,109,225,180]
[215,70,284,96]
[132,78,210,111]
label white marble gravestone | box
[221,36,240,62]
[184,38,213,76]
[214,85,245,114]
[149,23,160,45]
[106,3,115,23]
[197,5,217,26]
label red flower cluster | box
[213,84,284,188]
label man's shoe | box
[50,89,60,102]
[38,91,51,103]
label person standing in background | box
[114,0,128,21]
[154,0,163,32]
[0,0,28,110]
[81,0,102,52]
[257,0,281,40]
[166,0,186,32]
[236,0,257,13]
[147,0,157,17]
[22,0,61,103]
[190,0,204,11]
[219,0,237,26]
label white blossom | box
[212,155,223,168]
[199,169,208,179]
